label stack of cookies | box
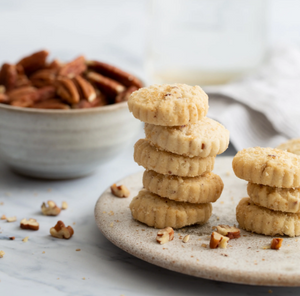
[233,147,300,237]
[127,84,229,229]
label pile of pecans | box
[0,50,143,109]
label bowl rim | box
[0,101,128,114]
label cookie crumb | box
[226,171,230,176]
[0,250,5,258]
[82,277,86,280]
[1,215,7,220]
[109,222,114,227]
[42,251,45,254]
[268,290,273,294]
[201,243,207,248]
[76,249,81,251]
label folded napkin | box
[206,46,300,151]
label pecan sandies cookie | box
[134,139,215,177]
[143,170,223,204]
[129,189,212,229]
[277,138,300,155]
[232,147,300,188]
[128,84,208,126]
[145,117,229,158]
[247,182,300,213]
[236,197,300,237]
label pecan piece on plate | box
[16,50,49,75]
[58,56,86,78]
[30,69,57,88]
[87,60,143,88]
[56,77,80,104]
[73,75,96,102]
[0,63,18,91]
[115,85,138,103]
[86,71,125,98]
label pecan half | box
[56,77,80,104]
[50,220,74,239]
[16,50,49,75]
[0,63,18,91]
[36,86,56,102]
[86,71,125,98]
[47,59,62,70]
[72,94,107,109]
[58,56,86,78]
[73,75,96,102]
[0,93,9,104]
[7,86,38,102]
[31,99,70,110]
[115,85,138,103]
[87,60,143,88]
[30,69,57,88]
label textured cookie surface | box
[277,138,300,155]
[143,170,223,204]
[236,197,300,237]
[134,139,215,177]
[232,147,300,188]
[128,84,208,126]
[145,117,229,158]
[248,182,300,213]
[129,189,212,229]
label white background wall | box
[0,0,299,81]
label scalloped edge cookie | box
[143,170,223,203]
[134,139,215,177]
[236,197,300,237]
[232,147,300,188]
[277,138,300,155]
[144,117,229,158]
[129,189,212,229]
[128,84,208,126]
[248,182,300,213]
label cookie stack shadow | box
[127,84,229,229]
[233,147,300,237]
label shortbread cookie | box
[134,139,215,177]
[143,170,223,203]
[248,182,300,213]
[236,197,300,237]
[232,147,300,188]
[129,189,212,229]
[277,138,300,155]
[128,84,208,126]
[144,117,229,158]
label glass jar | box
[146,0,267,86]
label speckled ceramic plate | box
[95,157,300,286]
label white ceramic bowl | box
[0,102,141,179]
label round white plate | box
[95,157,300,286]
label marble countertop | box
[0,128,299,295]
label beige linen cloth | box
[206,46,300,151]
